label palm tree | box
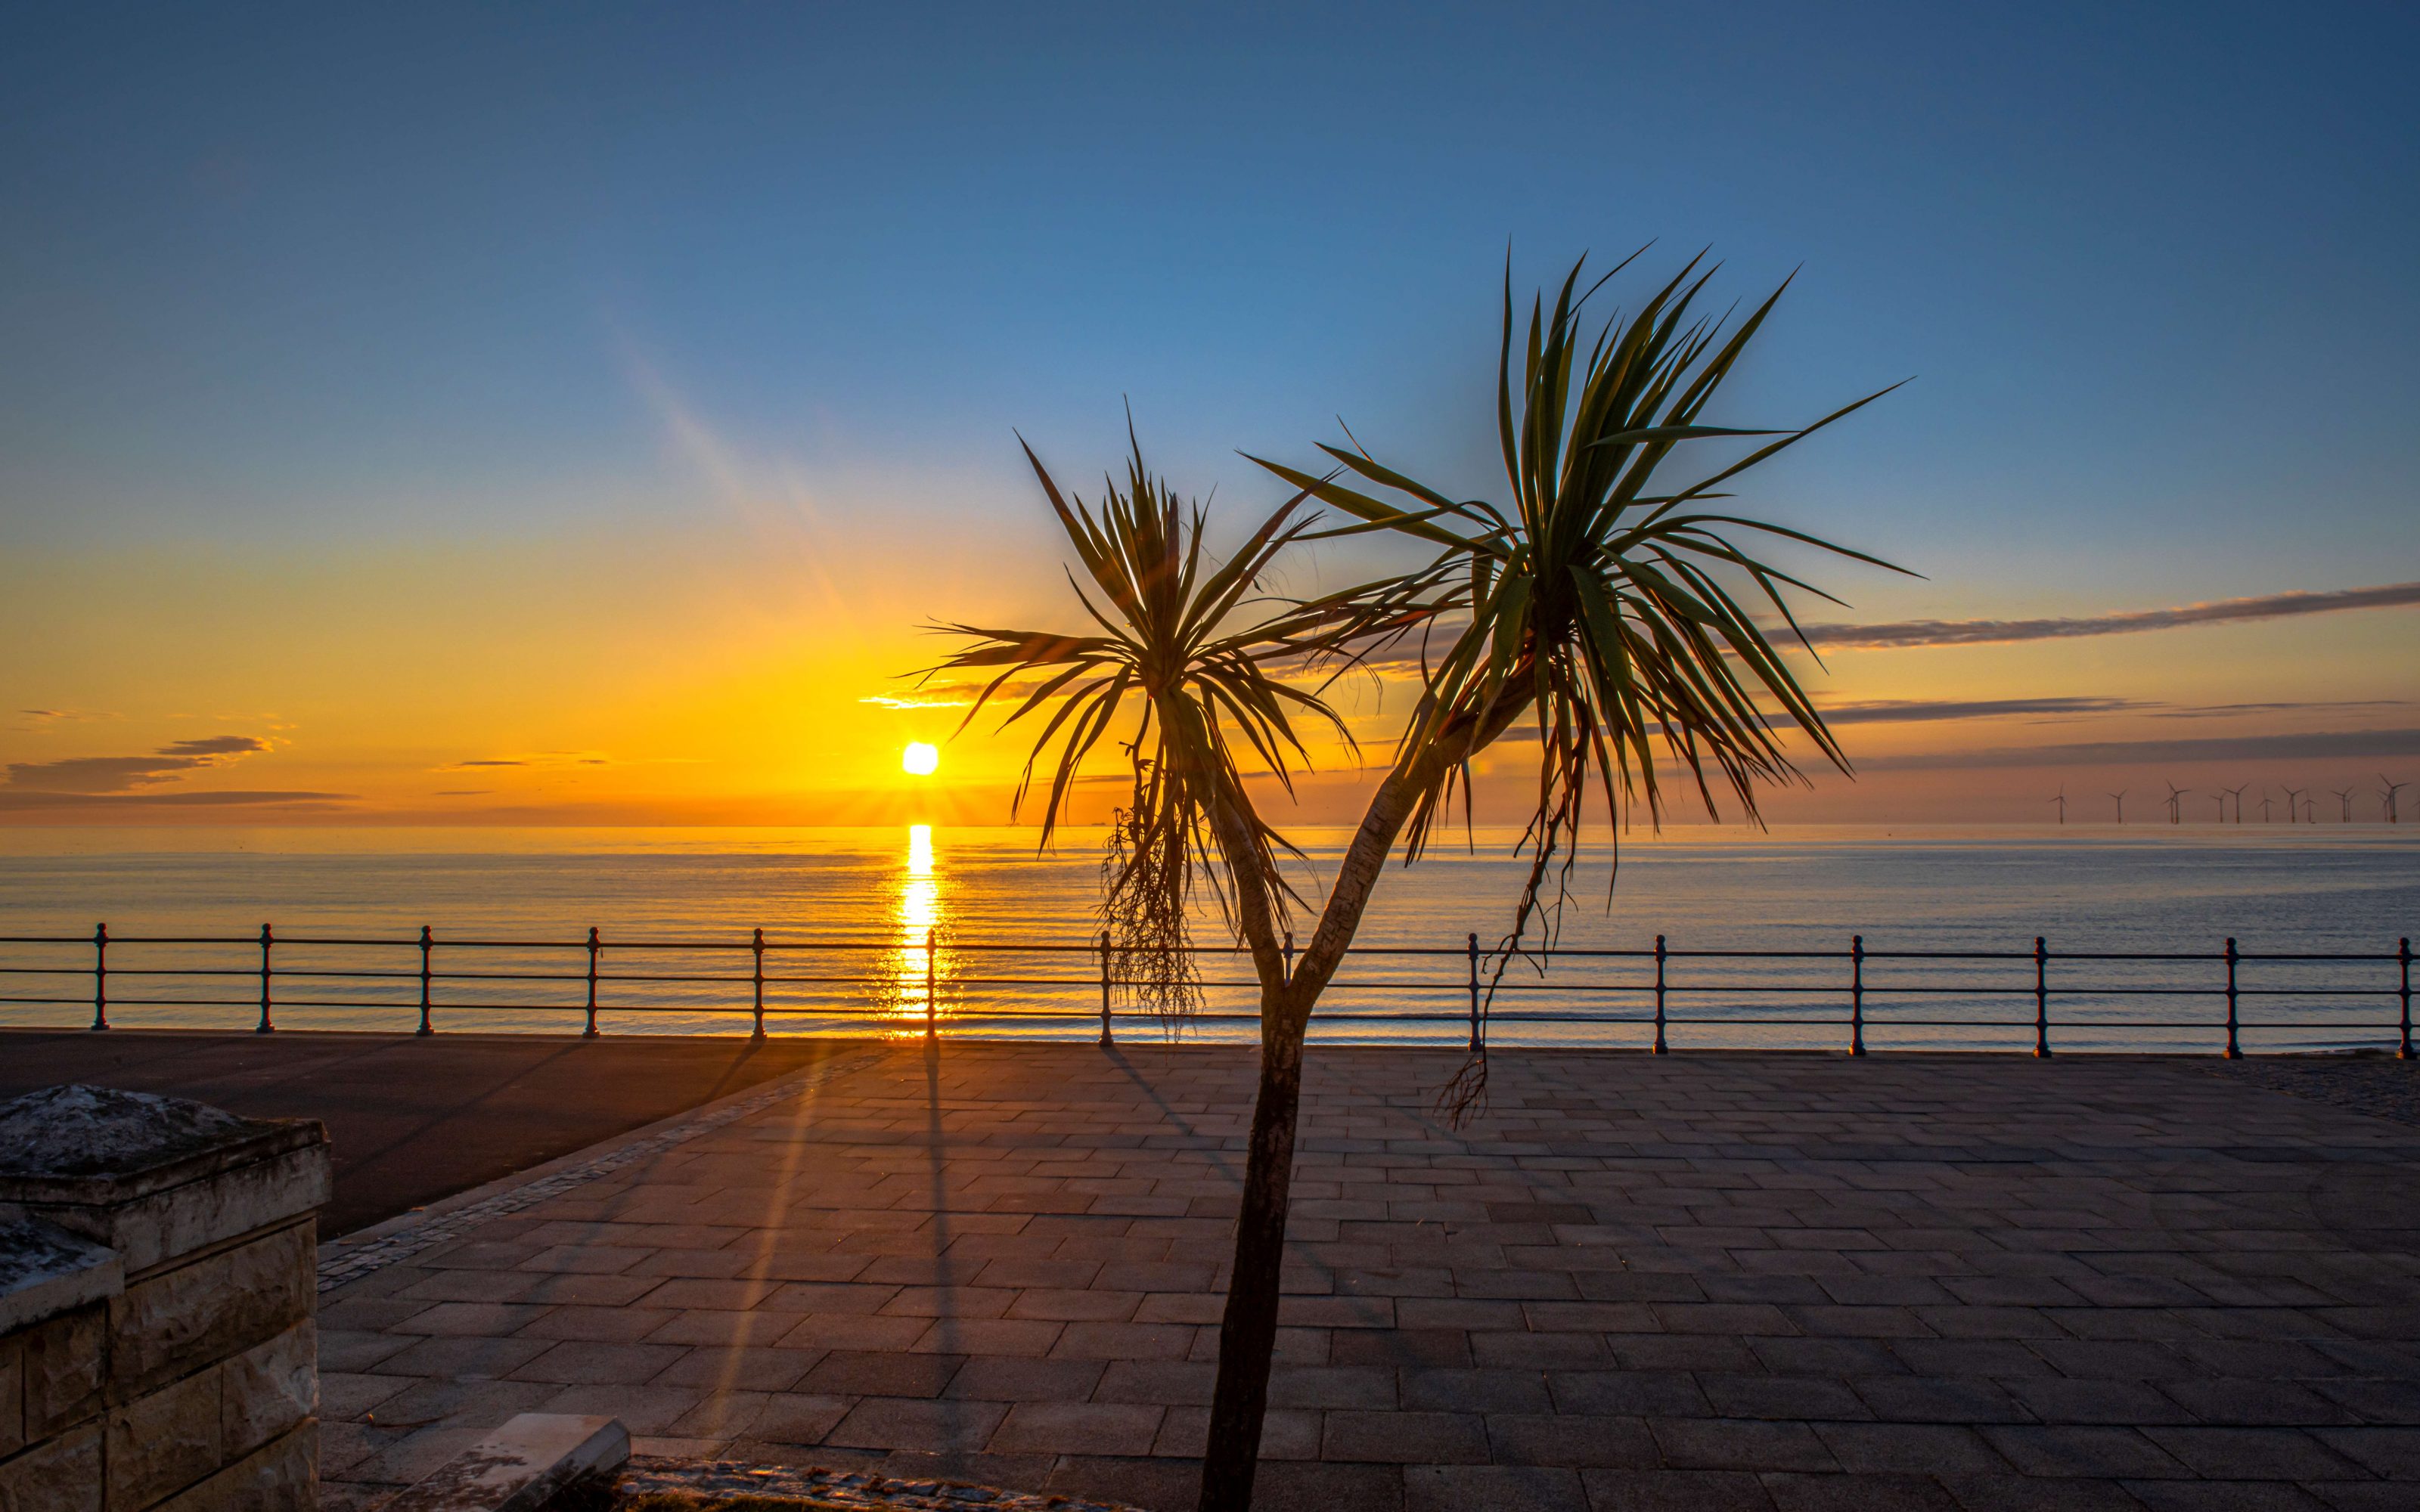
[935,251,1903,1511]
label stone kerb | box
[0,1085,330,1512]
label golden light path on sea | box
[889,822,951,1027]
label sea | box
[2,825,2414,1055]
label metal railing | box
[0,923,2412,1056]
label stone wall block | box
[154,1421,313,1512]
[107,1225,308,1403]
[219,1321,312,1462]
[22,1306,104,1442]
[104,1363,221,1510]
[90,1148,331,1278]
[0,1334,23,1460]
[0,1086,325,1512]
[0,1421,102,1512]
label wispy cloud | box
[2149,699,2407,720]
[1819,697,2152,725]
[1860,727,2420,771]
[3,735,272,794]
[0,789,349,813]
[861,693,973,711]
[14,708,115,730]
[1803,581,2420,649]
[437,752,613,771]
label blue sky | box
[3,2,2415,823]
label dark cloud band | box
[1804,581,2420,649]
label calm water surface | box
[2,826,2413,1053]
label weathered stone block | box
[0,1421,101,1512]
[0,1086,322,1512]
[108,1224,310,1402]
[380,1414,628,1512]
[106,1365,222,1510]
[220,1321,313,1461]
[0,1087,328,1276]
[0,1222,121,1339]
[22,1306,105,1441]
[154,1421,314,1512]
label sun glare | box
[902,741,939,776]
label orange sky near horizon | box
[5,500,2414,831]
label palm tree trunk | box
[1196,1012,1302,1512]
[1195,697,1532,1511]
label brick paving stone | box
[1702,1374,1876,1421]
[311,1046,2420,1509]
[1760,1471,1965,1510]
[1815,1421,2015,1475]
[1581,1467,1780,1510]
[1405,1464,1591,1511]
[1400,1368,1555,1414]
[1485,1412,1660,1468]
[1938,1473,2151,1510]
[989,1401,1166,1456]
[1325,1408,1491,1464]
[945,1356,1106,1401]
[2139,1428,2368,1481]
[1652,1418,1841,1473]
[536,1382,703,1433]
[1984,1427,2194,1479]
[825,1396,1010,1453]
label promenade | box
[275,1040,2419,1511]
[0,1029,845,1235]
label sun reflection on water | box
[889,823,950,1027]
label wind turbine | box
[2257,789,2274,823]
[2384,776,2410,824]
[2108,789,2127,825]
[2049,788,2067,825]
[2333,786,2356,823]
[2284,785,2307,825]
[2221,784,2248,823]
[2164,781,2190,825]
[2211,792,2226,823]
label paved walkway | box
[0,1029,846,1235]
[316,1046,2420,1510]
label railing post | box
[1466,932,1481,1052]
[584,927,601,1038]
[1098,930,1113,1047]
[255,923,275,1033]
[924,928,937,1040]
[2222,936,2241,1059]
[1652,934,1668,1055]
[2032,935,2050,1058]
[1282,931,1295,987]
[1848,934,1865,1056]
[2397,937,2410,1061]
[90,922,109,1032]
[417,925,434,1036]
[751,928,767,1040]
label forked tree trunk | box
[1195,696,1530,1512]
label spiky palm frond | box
[1254,251,1908,1094]
[929,429,1429,927]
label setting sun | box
[901,741,939,776]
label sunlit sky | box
[4,3,2415,828]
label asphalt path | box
[0,1029,861,1236]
